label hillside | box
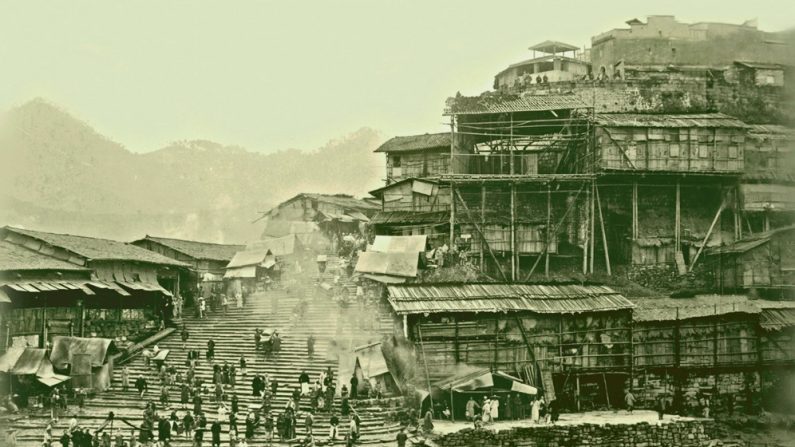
[0,99,385,243]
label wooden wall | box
[597,126,745,172]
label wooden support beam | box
[546,184,552,277]
[417,325,434,412]
[632,182,638,240]
[595,185,612,276]
[689,201,725,272]
[589,180,596,274]
[480,185,485,271]
[449,181,456,247]
[511,183,517,281]
[583,185,590,275]
[454,189,509,281]
[523,184,586,281]
[675,180,681,249]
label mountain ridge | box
[0,99,385,243]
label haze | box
[1,0,792,153]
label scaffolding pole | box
[545,184,552,277]
[511,183,517,281]
[595,185,612,276]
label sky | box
[1,0,793,153]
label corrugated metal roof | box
[2,227,189,267]
[386,283,633,315]
[448,94,588,115]
[595,113,748,128]
[133,236,244,262]
[632,295,759,322]
[261,220,320,238]
[370,235,428,253]
[374,133,451,153]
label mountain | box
[0,99,385,243]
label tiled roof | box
[374,133,451,153]
[447,94,588,115]
[595,113,748,128]
[2,227,188,267]
[0,240,90,272]
[134,236,244,262]
[386,283,632,315]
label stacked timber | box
[433,420,718,447]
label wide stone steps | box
[8,271,400,446]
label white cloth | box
[489,399,499,419]
[531,400,540,422]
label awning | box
[435,369,537,395]
[262,259,276,269]
[37,374,71,387]
[361,274,407,284]
[0,348,25,373]
[370,235,428,253]
[0,288,11,303]
[355,251,419,278]
[201,272,224,282]
[224,266,257,279]
[49,336,117,369]
[9,348,46,375]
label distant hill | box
[0,99,385,243]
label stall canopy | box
[1,347,71,387]
[370,235,428,253]
[354,342,391,380]
[355,251,419,278]
[434,369,537,395]
[49,336,117,369]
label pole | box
[632,182,638,240]
[689,201,725,272]
[589,180,596,274]
[509,113,515,175]
[480,185,486,272]
[510,183,517,281]
[583,185,590,275]
[417,325,434,413]
[595,185,612,275]
[449,181,456,247]
[546,184,552,277]
[675,180,681,251]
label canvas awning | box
[370,235,428,253]
[355,251,419,278]
[361,274,407,284]
[201,272,224,282]
[10,348,47,375]
[49,336,116,369]
[354,342,391,379]
[435,369,537,395]
[224,266,257,279]
[0,347,25,373]
[37,374,71,387]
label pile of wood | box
[434,420,717,447]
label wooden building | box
[131,235,244,276]
[374,133,451,184]
[0,239,175,353]
[594,114,747,173]
[257,193,379,249]
[385,283,634,407]
[630,295,780,413]
[740,124,795,232]
[707,225,795,295]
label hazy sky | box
[1,0,792,153]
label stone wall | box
[630,370,760,415]
[434,420,718,447]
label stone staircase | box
[7,266,402,446]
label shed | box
[707,225,795,290]
[49,336,117,392]
[352,342,399,396]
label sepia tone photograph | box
[0,1,794,446]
